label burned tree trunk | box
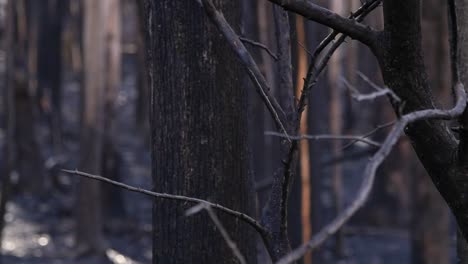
[450,0,468,262]
[409,1,451,263]
[142,0,256,263]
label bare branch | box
[277,83,467,264]
[357,71,385,91]
[342,78,401,102]
[186,203,247,264]
[62,169,269,238]
[258,9,297,251]
[265,131,381,148]
[296,0,382,118]
[197,0,291,141]
[239,37,278,61]
[296,40,313,58]
[267,0,380,47]
[260,1,382,260]
[342,120,396,150]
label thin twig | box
[265,131,381,148]
[239,36,278,61]
[186,203,247,264]
[297,40,313,58]
[357,71,384,91]
[356,72,401,101]
[277,83,467,264]
[248,68,291,143]
[342,78,400,102]
[297,0,382,118]
[62,169,269,238]
[197,0,290,142]
[267,0,379,47]
[342,120,396,150]
[261,1,382,259]
[259,8,296,254]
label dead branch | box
[197,0,290,141]
[342,120,396,150]
[277,83,467,264]
[197,0,383,261]
[260,1,382,260]
[267,0,380,47]
[265,131,381,148]
[297,0,382,118]
[239,36,278,61]
[62,169,269,239]
[342,77,401,102]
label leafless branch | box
[342,120,396,150]
[197,0,383,260]
[239,36,278,61]
[197,0,290,142]
[261,6,297,244]
[297,0,382,117]
[342,78,401,102]
[186,203,247,264]
[357,71,385,91]
[62,169,269,239]
[259,1,382,260]
[277,83,467,264]
[265,131,381,148]
[297,40,313,58]
[267,0,380,47]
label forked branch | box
[197,0,290,141]
[277,83,467,264]
[267,0,380,47]
[62,169,270,239]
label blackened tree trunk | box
[410,1,450,263]
[142,1,256,263]
[451,1,468,262]
[378,0,468,260]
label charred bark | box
[142,0,256,263]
